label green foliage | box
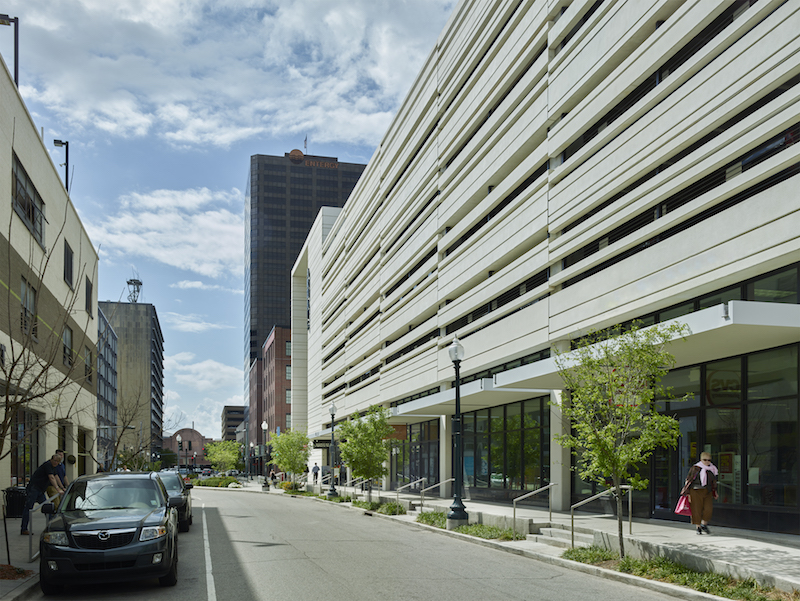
[337,406,394,483]
[376,502,407,515]
[352,500,382,511]
[280,480,303,491]
[416,510,446,528]
[319,494,351,503]
[617,556,778,601]
[562,546,619,563]
[271,429,311,480]
[554,321,688,557]
[454,524,522,540]
[193,476,240,487]
[204,441,241,473]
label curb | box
[0,576,39,601]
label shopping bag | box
[675,495,691,516]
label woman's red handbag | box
[675,495,691,516]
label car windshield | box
[159,474,183,493]
[61,480,162,511]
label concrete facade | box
[293,0,800,533]
[0,54,98,486]
[221,405,245,441]
[98,301,164,459]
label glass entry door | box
[653,413,699,517]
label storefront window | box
[699,286,742,309]
[658,366,701,409]
[706,407,742,504]
[706,358,742,406]
[747,347,798,401]
[747,399,797,507]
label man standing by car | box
[21,455,65,535]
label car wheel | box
[179,518,189,532]
[158,545,178,587]
[39,557,61,595]
[189,512,193,525]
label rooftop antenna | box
[127,276,142,303]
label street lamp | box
[175,434,184,470]
[249,441,254,478]
[327,402,338,498]
[0,14,19,86]
[261,420,268,475]
[448,335,468,521]
[53,140,69,192]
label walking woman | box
[680,451,719,534]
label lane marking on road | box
[203,504,217,601]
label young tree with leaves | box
[554,321,689,558]
[271,429,310,483]
[204,440,242,473]
[337,406,394,502]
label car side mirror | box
[41,502,56,515]
[168,496,185,508]
[184,483,193,490]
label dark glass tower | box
[244,150,366,366]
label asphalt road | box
[32,490,679,601]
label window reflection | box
[706,407,742,504]
[747,400,797,506]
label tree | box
[553,321,689,558]
[271,429,310,483]
[205,440,241,473]
[337,406,394,502]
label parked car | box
[201,468,212,476]
[39,472,181,595]
[157,471,193,532]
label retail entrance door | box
[653,412,699,518]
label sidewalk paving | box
[4,479,800,600]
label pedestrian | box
[270,469,277,486]
[312,463,320,483]
[680,451,718,535]
[21,455,65,535]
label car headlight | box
[42,532,69,546]
[139,526,168,541]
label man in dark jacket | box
[21,455,64,535]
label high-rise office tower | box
[244,150,365,451]
[244,150,366,364]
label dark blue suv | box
[39,472,182,594]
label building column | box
[550,389,572,512]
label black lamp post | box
[261,420,268,476]
[53,139,69,192]
[448,335,468,521]
[0,14,18,86]
[327,402,338,498]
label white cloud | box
[164,392,244,440]
[170,280,243,294]
[164,353,242,392]
[4,0,454,148]
[162,312,235,333]
[86,187,243,279]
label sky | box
[0,0,455,439]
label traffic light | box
[178,441,183,451]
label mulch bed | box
[0,564,33,580]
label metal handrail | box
[396,477,426,504]
[570,485,632,548]
[349,478,368,500]
[419,478,454,512]
[512,483,557,539]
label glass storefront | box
[390,420,439,491]
[461,396,550,504]
[654,344,799,532]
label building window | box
[11,410,40,486]
[20,277,37,338]
[63,326,73,366]
[85,278,93,317]
[12,154,46,246]
[84,347,92,382]
[64,240,74,288]
[286,365,291,380]
[286,341,291,356]
[286,389,291,404]
[286,414,291,430]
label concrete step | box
[539,527,593,543]
[526,533,591,549]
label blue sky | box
[0,0,454,438]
